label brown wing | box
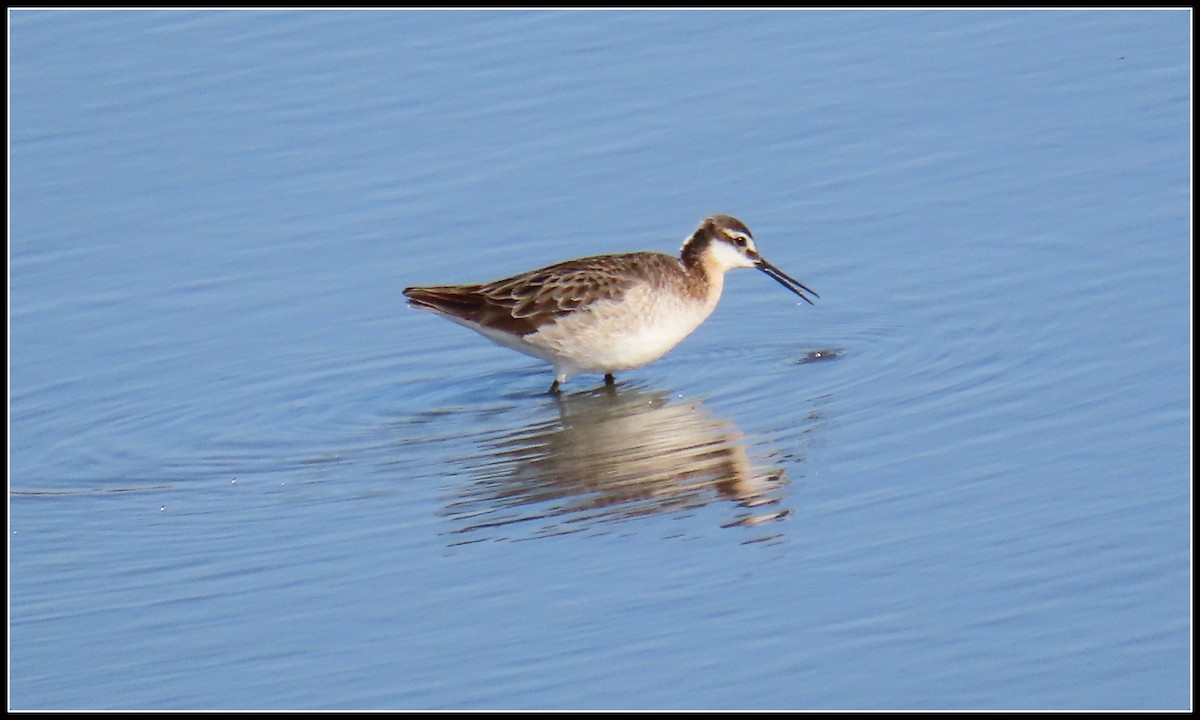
[405,252,677,336]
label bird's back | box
[404,251,693,336]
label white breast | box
[525,279,723,377]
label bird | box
[403,214,818,393]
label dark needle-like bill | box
[756,258,819,305]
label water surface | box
[9,8,1191,710]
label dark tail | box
[404,286,487,317]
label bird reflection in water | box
[443,385,794,541]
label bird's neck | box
[679,240,725,307]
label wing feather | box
[404,252,679,336]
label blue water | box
[9,9,1191,710]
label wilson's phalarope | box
[404,214,818,393]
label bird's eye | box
[734,236,749,248]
